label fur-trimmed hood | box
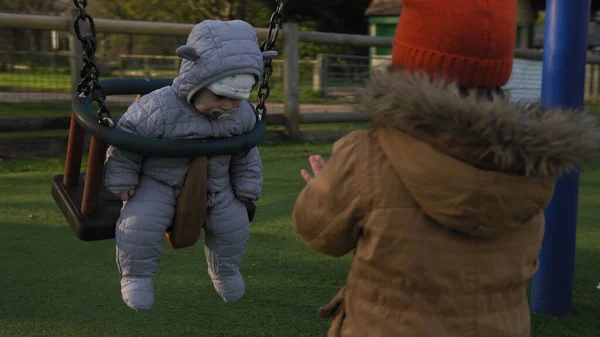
[361,70,600,177]
[360,70,600,238]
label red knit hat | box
[392,0,518,88]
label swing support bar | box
[530,0,591,317]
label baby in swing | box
[103,19,266,311]
[293,0,600,336]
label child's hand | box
[238,196,249,203]
[301,155,326,183]
[116,189,136,201]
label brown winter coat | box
[292,70,599,337]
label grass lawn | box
[0,141,600,336]
[0,73,71,92]
[0,142,343,337]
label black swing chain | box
[72,0,115,127]
[255,0,285,122]
[72,0,283,126]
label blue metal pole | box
[530,0,591,316]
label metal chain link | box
[72,0,283,126]
[72,0,114,127]
[255,0,285,121]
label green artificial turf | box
[0,142,599,336]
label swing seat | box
[53,79,265,248]
[51,173,121,241]
[58,0,281,247]
[51,156,210,249]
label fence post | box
[584,63,591,103]
[313,54,324,93]
[593,65,600,104]
[283,22,300,138]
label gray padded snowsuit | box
[103,19,264,304]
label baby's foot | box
[121,276,154,311]
[210,271,245,304]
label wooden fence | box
[1,11,600,138]
[586,62,600,103]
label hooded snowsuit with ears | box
[293,70,600,337]
[103,20,265,309]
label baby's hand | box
[238,196,249,203]
[116,189,136,201]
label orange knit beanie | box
[392,0,518,88]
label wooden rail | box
[0,12,270,38]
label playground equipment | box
[530,0,591,316]
[49,0,590,317]
[51,0,284,249]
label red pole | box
[81,136,106,216]
[63,114,85,186]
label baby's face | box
[193,89,242,119]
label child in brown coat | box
[292,0,600,336]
